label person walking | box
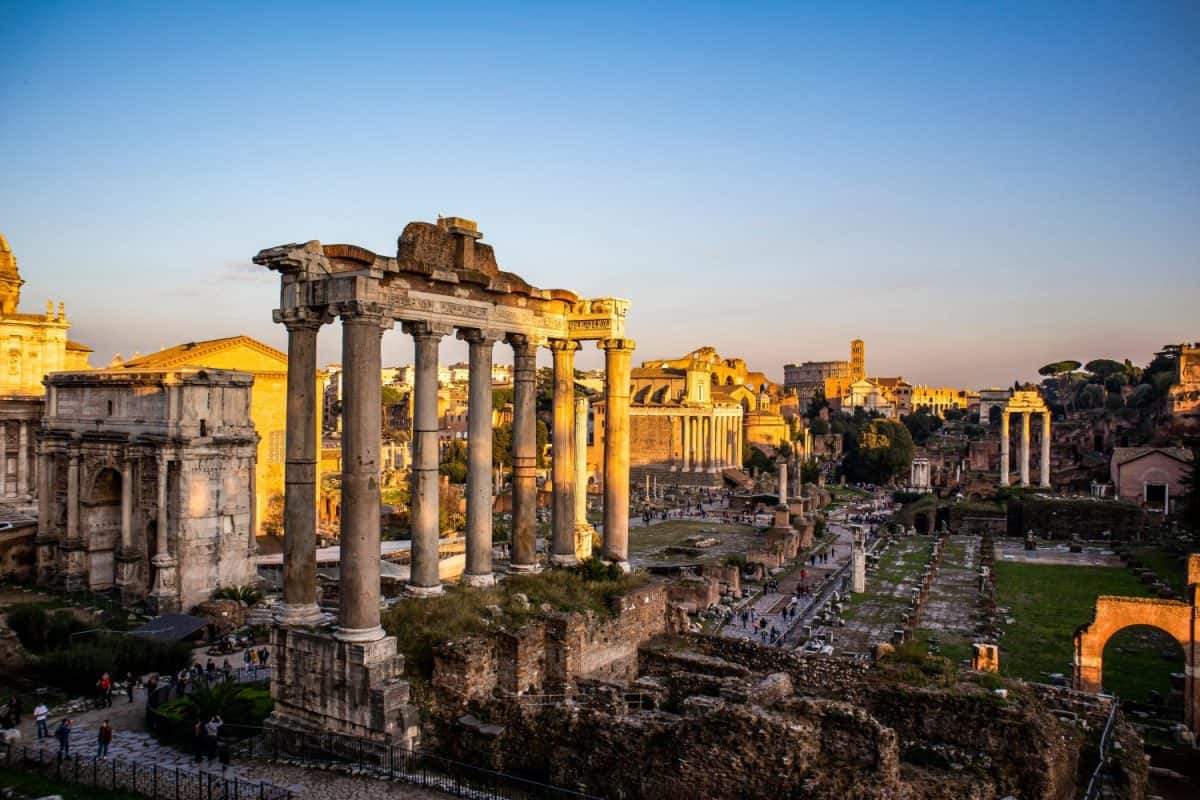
[125,672,136,703]
[192,720,205,763]
[97,720,113,758]
[205,716,222,762]
[33,701,48,739]
[54,718,72,761]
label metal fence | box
[1081,695,1120,800]
[2,744,294,800]
[239,727,602,800]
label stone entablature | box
[36,368,257,612]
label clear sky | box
[2,1,1197,387]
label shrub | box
[33,635,192,695]
[6,605,86,653]
[152,681,273,746]
[211,585,263,605]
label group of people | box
[93,671,137,708]
[41,716,114,761]
[191,716,224,764]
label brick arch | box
[1073,554,1200,733]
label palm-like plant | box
[211,584,264,605]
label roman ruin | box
[999,389,1052,488]
[255,216,635,743]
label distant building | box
[0,233,92,506]
[1168,343,1200,419]
[38,367,257,611]
[1110,447,1194,514]
[784,339,864,404]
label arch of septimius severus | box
[255,217,633,742]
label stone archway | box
[1074,554,1200,733]
[83,466,122,590]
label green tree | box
[493,423,513,468]
[1038,360,1082,410]
[1183,448,1200,535]
[536,419,550,468]
[900,407,942,446]
[438,439,468,483]
[842,419,914,484]
[810,418,830,435]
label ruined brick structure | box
[1074,553,1200,734]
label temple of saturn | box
[254,216,633,743]
[998,390,1051,488]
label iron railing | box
[2,743,294,800]
[239,727,602,800]
[1081,694,1120,800]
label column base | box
[333,624,387,643]
[550,553,580,567]
[275,602,327,627]
[508,562,542,574]
[602,558,631,573]
[461,572,496,588]
[1039,481,1051,489]
[405,583,445,599]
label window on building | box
[268,430,285,465]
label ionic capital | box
[599,338,636,353]
[276,308,332,331]
[456,327,501,346]
[401,319,453,340]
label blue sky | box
[2,1,1197,387]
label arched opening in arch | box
[84,467,122,590]
[1101,625,1186,718]
[913,511,931,535]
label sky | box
[1,1,1197,388]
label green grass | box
[1125,546,1188,595]
[994,561,1183,701]
[0,767,144,800]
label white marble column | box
[1040,413,1051,489]
[601,338,634,568]
[404,320,444,598]
[507,334,539,572]
[549,339,579,566]
[707,416,718,473]
[336,310,390,641]
[277,313,325,626]
[999,411,1010,487]
[1020,412,1031,487]
[461,328,496,587]
[17,422,29,497]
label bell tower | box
[0,234,24,316]
[850,338,865,381]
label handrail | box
[1081,694,1120,800]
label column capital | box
[340,306,394,330]
[547,338,580,353]
[599,338,636,352]
[505,332,545,353]
[401,319,452,340]
[276,308,333,330]
[456,327,502,346]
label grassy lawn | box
[0,767,144,800]
[628,520,760,565]
[1125,546,1189,595]
[994,561,1183,701]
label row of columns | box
[0,421,34,499]
[999,411,1051,488]
[673,412,741,472]
[276,308,635,644]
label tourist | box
[222,659,233,681]
[125,671,136,703]
[243,648,252,670]
[96,672,112,708]
[258,647,269,668]
[205,715,223,761]
[192,720,205,763]
[54,718,72,761]
[97,719,113,758]
[33,700,48,739]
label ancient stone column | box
[277,314,325,626]
[66,446,80,540]
[35,445,50,536]
[999,411,1010,487]
[150,453,177,609]
[707,415,718,473]
[337,310,390,640]
[549,339,579,566]
[507,334,539,572]
[778,461,788,506]
[680,414,690,472]
[0,424,8,499]
[1020,412,1031,487]
[461,328,496,588]
[17,422,28,497]
[574,396,594,561]
[119,455,133,552]
[601,338,634,568]
[1040,413,1051,489]
[404,319,444,599]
